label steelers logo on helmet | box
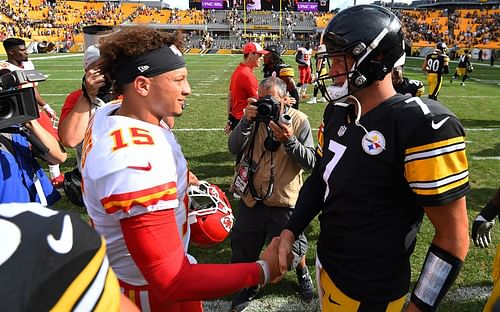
[187,181,234,248]
[318,5,405,102]
[361,130,386,155]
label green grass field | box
[25,53,500,311]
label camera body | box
[254,95,281,123]
[0,70,46,130]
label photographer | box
[0,118,67,205]
[228,77,316,311]
[58,44,116,170]
[58,44,117,207]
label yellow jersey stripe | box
[50,238,107,311]
[405,150,468,183]
[102,187,177,212]
[405,137,464,156]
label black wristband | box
[411,244,463,312]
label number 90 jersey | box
[314,94,469,302]
[82,103,190,286]
[425,50,449,74]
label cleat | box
[296,266,314,303]
[230,286,259,312]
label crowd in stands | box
[0,1,498,52]
[395,8,499,50]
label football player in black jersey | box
[422,42,449,100]
[392,65,425,96]
[392,65,424,97]
[0,203,139,311]
[450,49,473,86]
[471,187,500,312]
[277,5,470,312]
[263,44,300,109]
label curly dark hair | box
[98,26,183,93]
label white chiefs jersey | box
[82,103,190,286]
[297,47,312,67]
[0,59,35,71]
[0,60,37,87]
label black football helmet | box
[318,4,405,101]
[436,42,448,53]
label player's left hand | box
[472,214,495,248]
[269,120,293,142]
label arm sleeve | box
[228,118,253,155]
[480,187,500,221]
[120,209,261,302]
[283,118,315,170]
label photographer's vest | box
[239,108,307,208]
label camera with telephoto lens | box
[0,69,46,130]
[254,95,281,123]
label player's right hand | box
[260,237,283,283]
[277,229,295,275]
[472,214,495,248]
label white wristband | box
[42,104,51,110]
[256,260,270,285]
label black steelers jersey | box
[425,50,449,74]
[394,77,424,97]
[0,203,121,312]
[457,53,471,68]
[263,62,294,79]
[288,94,469,302]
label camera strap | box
[246,122,275,202]
[0,133,16,155]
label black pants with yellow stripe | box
[316,259,406,312]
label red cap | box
[242,42,269,55]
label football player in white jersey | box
[2,37,65,187]
[296,42,313,100]
[82,27,284,312]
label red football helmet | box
[188,181,234,248]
